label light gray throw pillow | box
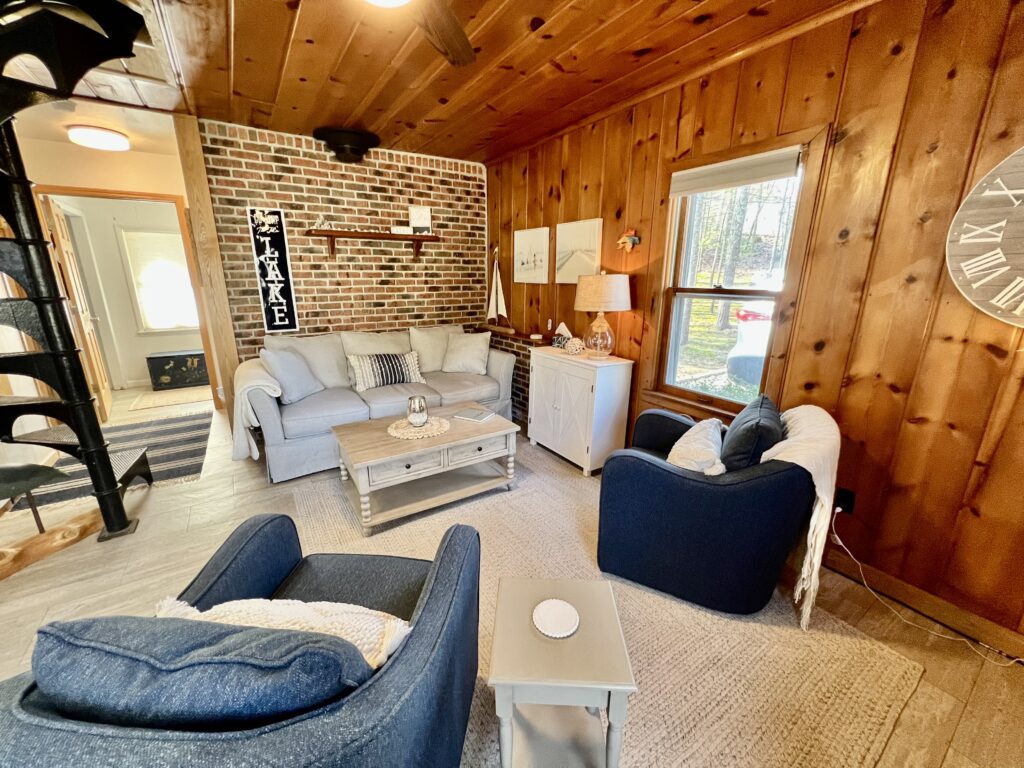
[442,332,491,376]
[410,325,464,373]
[264,333,348,389]
[260,348,324,404]
[340,331,412,386]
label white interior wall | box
[54,196,202,389]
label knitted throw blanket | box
[759,405,841,629]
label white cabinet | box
[527,347,633,476]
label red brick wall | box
[199,120,487,362]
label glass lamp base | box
[583,312,614,359]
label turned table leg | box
[606,691,629,768]
[339,461,349,482]
[359,494,372,537]
[506,454,515,490]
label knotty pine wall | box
[486,0,1024,641]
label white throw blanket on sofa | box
[232,357,281,461]
[759,405,841,630]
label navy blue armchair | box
[0,515,481,768]
[598,409,815,615]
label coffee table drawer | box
[448,435,508,465]
[369,451,443,485]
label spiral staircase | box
[0,0,150,539]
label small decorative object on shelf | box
[387,417,451,440]
[407,395,429,427]
[575,271,631,358]
[529,333,543,340]
[565,338,586,356]
[532,599,580,639]
[552,334,570,349]
[616,228,641,253]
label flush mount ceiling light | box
[66,125,130,151]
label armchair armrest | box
[248,387,285,445]
[632,409,697,454]
[486,348,516,403]
[177,514,302,610]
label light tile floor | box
[0,392,1020,767]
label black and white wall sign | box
[946,145,1024,327]
[247,207,299,332]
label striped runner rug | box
[17,412,212,510]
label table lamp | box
[574,271,631,358]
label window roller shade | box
[670,145,803,198]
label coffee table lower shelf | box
[341,460,510,533]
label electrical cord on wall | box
[829,510,1024,668]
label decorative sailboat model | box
[484,248,516,335]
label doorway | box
[35,188,221,417]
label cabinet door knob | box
[477,445,483,452]
[405,463,412,470]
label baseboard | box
[825,550,1024,660]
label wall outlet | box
[834,487,856,515]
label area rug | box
[16,412,213,510]
[129,386,213,411]
[291,441,922,768]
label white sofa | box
[243,325,515,482]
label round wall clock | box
[946,145,1024,327]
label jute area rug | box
[292,440,922,768]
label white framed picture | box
[513,227,550,284]
[555,218,603,284]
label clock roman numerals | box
[960,248,1010,288]
[958,219,1006,244]
[982,178,1023,207]
[990,277,1024,316]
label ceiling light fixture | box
[66,125,131,152]
[365,0,412,7]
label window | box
[661,145,804,407]
[119,229,199,331]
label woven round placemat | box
[387,416,451,440]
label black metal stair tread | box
[8,423,78,446]
[110,448,147,480]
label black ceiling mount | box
[313,127,381,163]
[0,0,145,123]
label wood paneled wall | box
[486,0,1024,643]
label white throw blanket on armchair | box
[232,357,282,461]
[759,405,841,629]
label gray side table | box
[488,578,637,767]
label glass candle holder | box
[407,395,429,427]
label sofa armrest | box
[632,409,697,454]
[248,387,285,445]
[177,514,302,610]
[486,348,516,403]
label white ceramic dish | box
[532,598,580,639]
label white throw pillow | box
[667,418,727,476]
[442,332,491,375]
[156,597,411,670]
[340,331,412,386]
[259,347,324,404]
[264,333,349,389]
[410,325,464,373]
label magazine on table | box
[453,407,495,423]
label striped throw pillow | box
[347,352,426,393]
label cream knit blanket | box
[156,598,411,668]
[759,405,841,629]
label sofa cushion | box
[358,382,441,419]
[442,331,491,375]
[720,395,785,471]
[281,387,370,439]
[32,616,372,729]
[348,352,426,393]
[340,331,411,386]
[265,333,349,389]
[410,325,464,373]
[422,371,500,405]
[260,348,324,404]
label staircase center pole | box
[0,121,133,537]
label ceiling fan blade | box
[417,0,475,67]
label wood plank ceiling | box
[146,0,871,162]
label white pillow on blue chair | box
[667,418,727,475]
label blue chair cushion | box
[32,616,373,729]
[720,395,785,471]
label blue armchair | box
[598,409,815,615]
[0,515,481,768]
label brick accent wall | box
[199,120,487,361]
[487,334,543,424]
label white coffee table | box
[488,578,636,768]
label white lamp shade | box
[575,273,631,312]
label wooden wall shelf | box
[305,229,440,259]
